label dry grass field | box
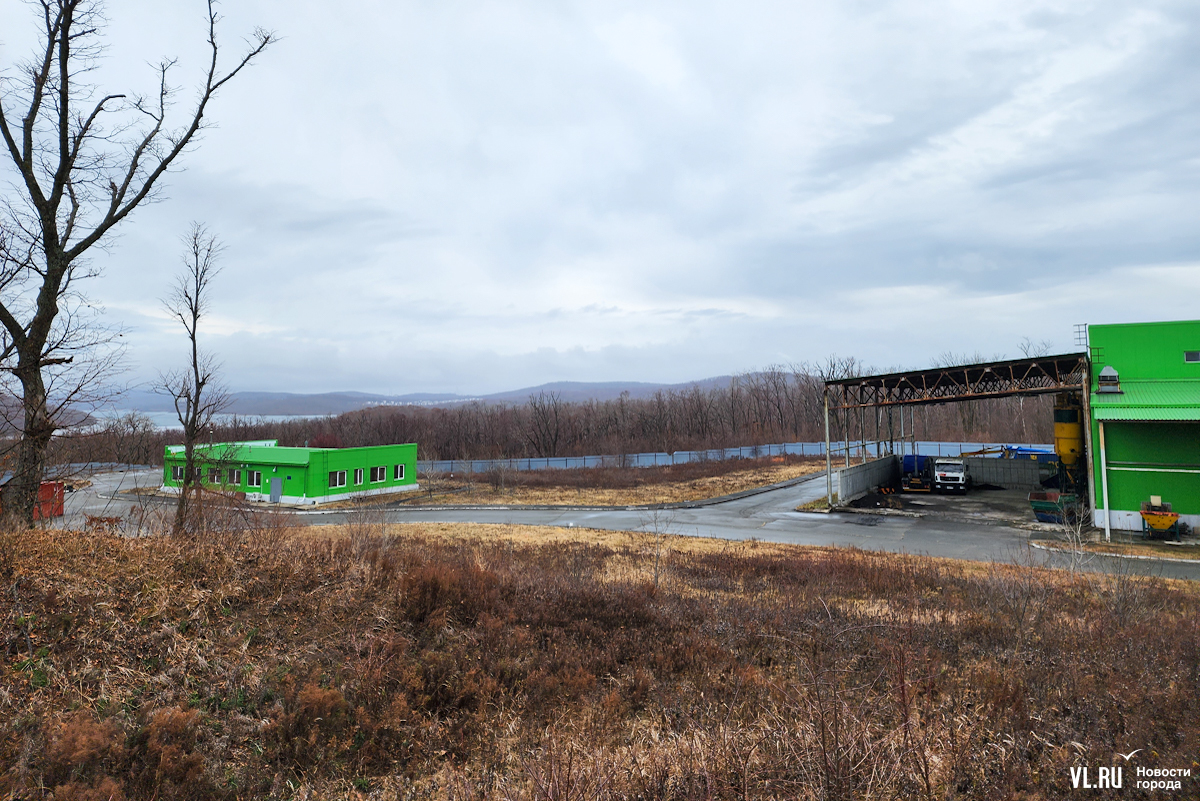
[403,455,826,507]
[2,516,1197,800]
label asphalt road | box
[62,468,1200,581]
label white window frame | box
[369,466,386,483]
[207,467,220,484]
[329,470,347,488]
[172,465,185,482]
[227,469,242,486]
[1186,350,1200,363]
[248,470,262,488]
[393,464,405,481]
[353,468,364,485]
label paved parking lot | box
[51,468,1200,580]
[60,468,163,530]
[851,487,1049,527]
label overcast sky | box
[2,0,1199,396]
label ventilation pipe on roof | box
[1097,365,1122,394]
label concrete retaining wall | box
[837,456,900,504]
[834,455,1053,503]
[1093,509,1200,533]
[962,457,1056,489]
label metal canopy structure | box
[819,353,1090,504]
[824,353,1089,410]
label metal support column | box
[1098,421,1111,543]
[875,408,881,458]
[1082,383,1097,517]
[860,405,866,464]
[843,407,850,468]
[824,390,833,505]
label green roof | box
[165,441,325,466]
[232,446,317,466]
[1092,380,1200,422]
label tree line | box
[48,365,1055,467]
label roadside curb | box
[834,506,925,519]
[1029,540,1200,565]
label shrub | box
[42,712,127,792]
[126,707,208,800]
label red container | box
[34,481,65,520]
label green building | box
[1087,320,1200,533]
[161,440,419,505]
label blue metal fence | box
[416,441,1054,475]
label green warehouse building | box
[161,440,419,505]
[1087,319,1200,534]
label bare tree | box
[638,508,678,589]
[0,0,271,524]
[159,223,229,535]
[1059,501,1094,574]
[99,410,158,466]
[0,301,125,467]
[1018,337,1054,358]
[525,391,565,458]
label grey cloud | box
[7,0,1199,398]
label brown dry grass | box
[406,455,825,507]
[3,517,1198,800]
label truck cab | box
[932,458,971,492]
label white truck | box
[932,458,971,492]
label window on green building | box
[393,464,405,481]
[207,468,219,484]
[354,468,364,485]
[329,470,347,488]
[1186,351,1200,363]
[227,469,241,485]
[370,466,386,483]
[172,465,184,482]
[248,471,262,488]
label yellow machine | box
[1053,393,1083,466]
[1141,497,1181,539]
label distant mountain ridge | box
[118,377,737,417]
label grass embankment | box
[403,455,826,507]
[3,522,1198,800]
[1037,537,1200,561]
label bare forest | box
[49,368,1055,468]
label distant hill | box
[223,391,472,415]
[116,377,739,417]
[486,381,672,403]
[119,388,473,416]
[489,376,738,403]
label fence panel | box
[416,440,1054,475]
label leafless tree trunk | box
[525,391,564,458]
[0,0,271,525]
[159,224,229,535]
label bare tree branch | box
[0,0,272,524]
[157,222,228,535]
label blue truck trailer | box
[902,455,933,492]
